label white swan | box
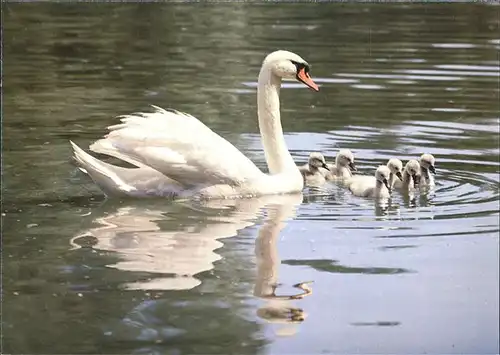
[324,149,356,181]
[393,159,421,191]
[298,152,329,186]
[70,50,319,199]
[348,165,391,199]
[419,153,436,187]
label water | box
[3,3,499,354]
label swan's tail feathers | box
[70,140,136,196]
[89,139,147,168]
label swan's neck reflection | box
[253,194,313,331]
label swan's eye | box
[290,60,309,74]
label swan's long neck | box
[257,66,296,175]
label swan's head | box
[375,165,391,191]
[335,149,356,171]
[387,158,403,181]
[263,50,319,92]
[308,152,329,170]
[405,159,422,186]
[419,153,436,174]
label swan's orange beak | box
[297,68,319,92]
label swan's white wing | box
[90,106,264,188]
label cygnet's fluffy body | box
[348,165,392,199]
[298,152,329,186]
[325,149,356,181]
[393,159,421,191]
[419,153,436,187]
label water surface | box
[3,3,499,354]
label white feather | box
[90,106,263,188]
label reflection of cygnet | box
[298,152,329,186]
[419,153,436,187]
[348,165,392,199]
[393,159,421,191]
[325,149,357,181]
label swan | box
[348,165,391,199]
[324,149,356,181]
[393,159,421,191]
[298,152,330,186]
[419,153,436,187]
[70,50,319,199]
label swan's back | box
[91,106,264,188]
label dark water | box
[3,3,499,354]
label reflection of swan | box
[71,202,252,290]
[70,50,319,199]
[73,194,309,344]
[253,193,313,334]
[70,194,307,292]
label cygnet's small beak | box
[349,162,357,171]
[429,165,436,174]
[413,174,421,186]
[396,171,403,181]
[297,67,319,92]
[322,163,330,171]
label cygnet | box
[325,149,356,181]
[348,165,392,199]
[419,153,436,187]
[298,152,330,186]
[387,158,404,188]
[393,159,421,191]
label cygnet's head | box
[387,158,403,181]
[335,149,357,171]
[375,165,391,191]
[404,159,422,186]
[419,153,436,174]
[262,50,319,92]
[308,152,329,170]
